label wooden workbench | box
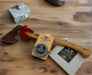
[0,0,92,75]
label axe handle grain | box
[26,32,91,58]
[26,32,38,39]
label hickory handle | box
[54,38,91,58]
[26,32,91,58]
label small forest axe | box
[1,25,91,58]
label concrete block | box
[8,3,31,23]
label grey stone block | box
[8,3,31,23]
[49,39,85,75]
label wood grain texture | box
[0,0,92,75]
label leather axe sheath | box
[1,25,23,43]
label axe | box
[25,32,91,58]
[1,25,91,58]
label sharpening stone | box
[8,3,31,23]
[45,0,68,6]
[49,39,86,75]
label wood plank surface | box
[0,0,92,75]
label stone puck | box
[34,43,48,57]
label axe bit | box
[25,32,91,58]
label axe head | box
[1,25,23,44]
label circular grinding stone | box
[34,43,48,57]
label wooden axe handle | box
[26,32,91,58]
[54,38,91,58]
